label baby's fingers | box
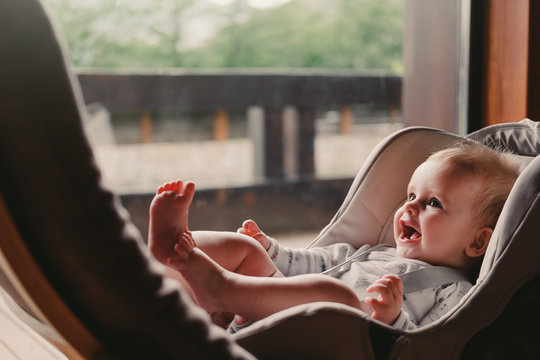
[367,283,389,297]
[368,276,402,301]
[384,275,403,293]
[363,296,387,320]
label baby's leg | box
[168,232,363,323]
[192,231,281,278]
[191,228,282,326]
[148,180,279,278]
[190,231,281,327]
[148,180,195,264]
[148,180,284,327]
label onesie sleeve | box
[265,237,357,276]
[391,311,416,330]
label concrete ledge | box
[121,178,353,242]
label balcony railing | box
[77,69,401,180]
[76,70,402,236]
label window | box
[45,0,404,241]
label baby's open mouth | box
[401,224,422,241]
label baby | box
[148,143,519,330]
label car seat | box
[234,120,540,359]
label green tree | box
[184,0,403,71]
[46,0,196,67]
[45,0,403,72]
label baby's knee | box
[314,276,362,309]
[230,232,266,252]
[204,231,265,259]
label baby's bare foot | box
[238,219,272,250]
[148,180,195,264]
[170,231,196,260]
[166,232,227,315]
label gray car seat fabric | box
[460,119,540,358]
[236,121,540,359]
[0,1,252,359]
[467,118,540,156]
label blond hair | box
[427,142,520,229]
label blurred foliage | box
[45,0,403,72]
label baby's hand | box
[237,219,271,250]
[364,275,403,325]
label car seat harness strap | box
[322,244,470,294]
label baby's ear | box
[466,227,493,258]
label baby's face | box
[393,159,482,268]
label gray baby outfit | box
[266,239,472,330]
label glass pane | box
[44,0,404,244]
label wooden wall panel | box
[528,0,540,121]
[482,0,529,126]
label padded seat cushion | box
[467,118,540,156]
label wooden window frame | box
[470,0,539,129]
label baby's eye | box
[428,198,442,208]
[408,193,416,201]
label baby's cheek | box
[392,210,403,238]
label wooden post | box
[283,106,298,180]
[389,106,399,124]
[340,106,353,134]
[213,109,229,141]
[140,111,152,143]
[297,106,316,178]
[264,107,284,180]
[247,106,265,181]
[527,0,540,121]
[482,0,529,126]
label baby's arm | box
[238,219,357,276]
[364,275,403,325]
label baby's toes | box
[183,231,196,250]
[241,219,261,236]
[173,243,190,261]
[236,227,249,236]
[158,181,178,194]
[180,232,196,252]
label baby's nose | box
[404,200,419,216]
